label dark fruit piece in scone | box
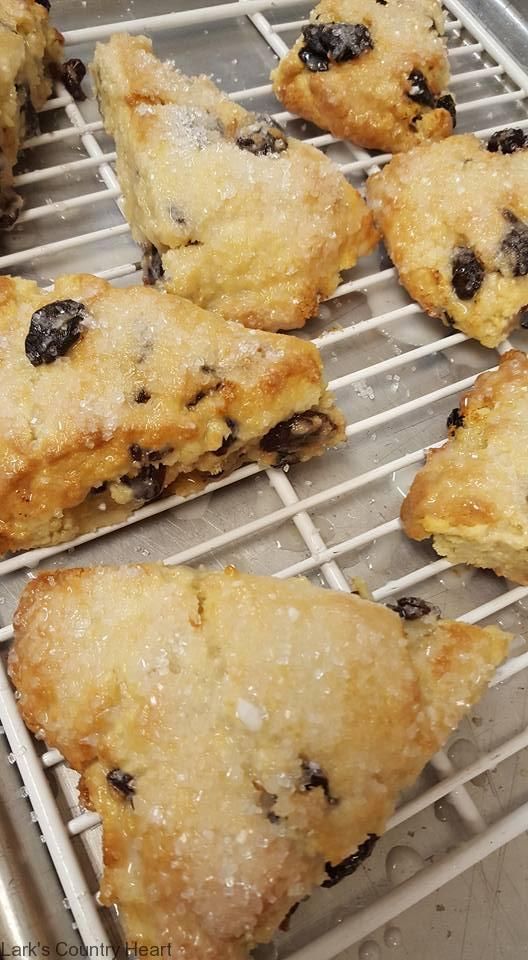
[236,116,288,156]
[212,418,237,456]
[299,759,339,805]
[299,47,329,72]
[501,213,528,278]
[106,768,136,802]
[135,388,151,404]
[260,410,333,458]
[25,299,88,366]
[487,128,528,154]
[121,463,167,502]
[387,596,440,620]
[35,0,51,8]
[407,69,435,109]
[446,407,464,432]
[142,245,164,285]
[60,59,87,101]
[299,22,373,71]
[323,833,379,887]
[436,94,456,127]
[451,247,485,300]
[0,187,23,229]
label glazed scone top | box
[92,34,377,331]
[271,0,453,153]
[367,133,528,347]
[10,564,508,957]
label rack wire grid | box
[1,0,528,957]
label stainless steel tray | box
[1,1,528,957]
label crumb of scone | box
[271,0,454,154]
[367,131,528,348]
[402,351,528,583]
[10,563,509,957]
[91,33,378,332]
[0,273,345,555]
[0,0,63,227]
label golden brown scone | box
[0,0,63,227]
[0,274,344,555]
[402,351,528,583]
[367,131,528,348]
[271,0,454,154]
[91,34,378,332]
[10,564,508,958]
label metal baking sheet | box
[1,1,528,958]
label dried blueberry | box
[121,463,166,501]
[487,128,528,154]
[376,0,387,4]
[436,93,456,127]
[106,768,135,804]
[407,70,435,109]
[236,116,288,156]
[387,596,439,620]
[213,418,237,456]
[142,245,164,285]
[25,299,88,366]
[0,187,23,229]
[299,47,329,71]
[322,834,378,887]
[61,58,87,101]
[299,759,339,805]
[446,407,464,431]
[299,22,373,70]
[135,388,151,404]
[501,214,528,277]
[260,411,332,460]
[129,443,143,462]
[451,247,485,300]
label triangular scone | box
[91,34,378,332]
[367,132,528,347]
[0,0,63,227]
[271,0,454,154]
[402,351,528,583]
[0,274,344,555]
[10,564,508,959]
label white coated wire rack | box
[1,1,528,957]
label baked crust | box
[91,34,378,332]
[367,133,528,347]
[0,0,63,226]
[10,563,508,958]
[0,273,345,555]
[271,0,453,154]
[402,351,528,583]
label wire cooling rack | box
[1,1,528,957]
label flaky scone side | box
[402,351,528,583]
[91,34,378,332]
[0,0,63,227]
[10,565,508,958]
[271,0,454,154]
[0,274,344,555]
[367,131,528,347]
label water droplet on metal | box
[358,940,381,960]
[384,925,402,948]
[385,845,424,884]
